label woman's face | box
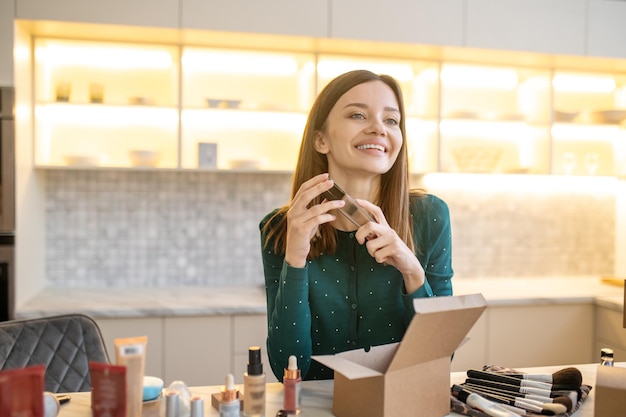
[315,80,403,178]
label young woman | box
[260,69,453,381]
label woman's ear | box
[314,131,329,154]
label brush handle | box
[460,384,549,414]
[501,373,552,384]
[467,369,551,390]
[466,377,552,398]
[463,382,552,403]
[453,385,528,415]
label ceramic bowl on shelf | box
[63,154,102,167]
[554,110,579,123]
[227,158,264,170]
[206,98,241,109]
[588,110,626,124]
[129,150,161,167]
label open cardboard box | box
[313,293,486,417]
[595,365,626,417]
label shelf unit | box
[32,37,626,177]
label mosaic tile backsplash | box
[45,170,616,288]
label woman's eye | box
[350,113,365,120]
[385,118,399,125]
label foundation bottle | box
[243,346,266,417]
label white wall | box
[14,22,46,307]
[617,180,626,277]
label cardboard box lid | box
[313,343,398,380]
[389,293,486,372]
[313,293,486,378]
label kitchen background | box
[45,170,616,288]
[1,0,625,310]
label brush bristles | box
[552,396,573,412]
[552,367,583,387]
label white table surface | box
[57,363,609,417]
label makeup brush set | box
[450,365,589,417]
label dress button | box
[349,233,355,239]
[350,265,355,272]
[351,303,357,310]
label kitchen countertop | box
[15,276,624,319]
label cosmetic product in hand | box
[283,355,302,415]
[600,347,614,366]
[220,373,241,417]
[243,346,266,417]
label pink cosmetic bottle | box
[282,355,301,415]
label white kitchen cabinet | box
[15,0,179,28]
[466,0,586,56]
[163,316,231,386]
[232,315,277,383]
[487,304,594,368]
[330,0,463,47]
[181,0,328,38]
[587,1,626,59]
[0,0,14,86]
[450,313,488,372]
[595,303,626,361]
[95,317,164,380]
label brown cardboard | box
[594,365,626,417]
[313,293,486,417]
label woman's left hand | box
[355,199,425,293]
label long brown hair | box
[263,69,418,257]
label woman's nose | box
[366,118,386,135]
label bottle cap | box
[221,373,238,402]
[601,348,614,358]
[247,346,263,375]
[284,355,301,380]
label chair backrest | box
[0,313,110,392]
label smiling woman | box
[259,69,454,381]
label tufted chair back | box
[0,313,110,392]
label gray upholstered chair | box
[0,313,110,392]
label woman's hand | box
[355,199,425,293]
[284,174,345,268]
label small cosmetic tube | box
[282,355,301,415]
[114,336,148,417]
[219,373,241,417]
[190,396,204,417]
[243,346,266,417]
[43,392,60,417]
[89,361,127,417]
[0,365,45,417]
[165,391,179,417]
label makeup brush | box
[465,378,574,412]
[493,367,583,387]
[454,385,568,416]
[463,382,553,404]
[466,377,552,398]
[461,382,573,413]
[452,385,528,416]
[468,369,579,391]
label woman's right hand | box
[284,173,345,268]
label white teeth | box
[356,144,385,152]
